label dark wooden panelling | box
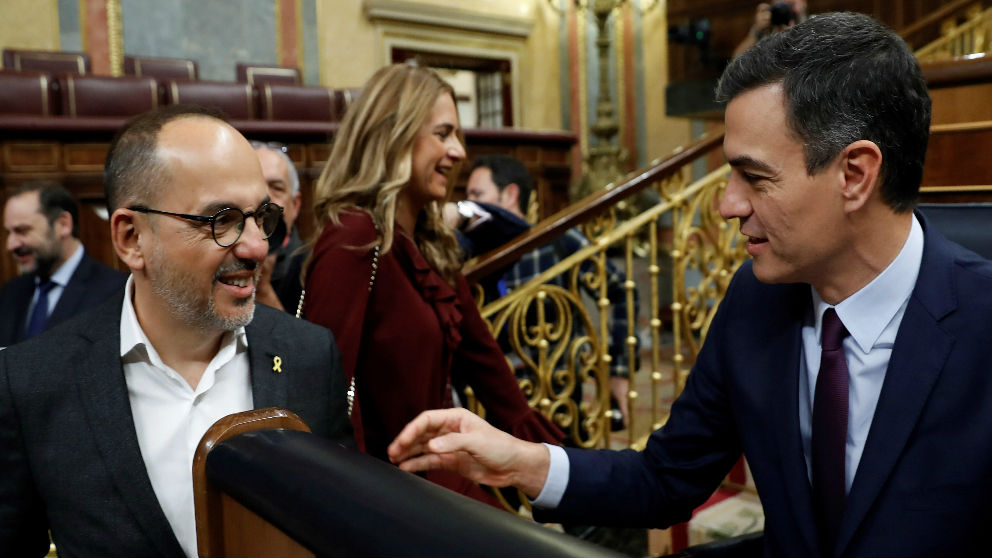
[0,120,576,286]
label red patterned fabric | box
[305,210,563,505]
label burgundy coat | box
[305,210,563,505]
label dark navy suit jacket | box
[540,216,992,557]
[0,251,125,347]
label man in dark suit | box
[0,182,125,347]
[0,105,351,558]
[389,13,992,557]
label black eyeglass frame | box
[128,202,284,247]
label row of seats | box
[2,47,301,85]
[1,48,360,123]
[0,70,356,122]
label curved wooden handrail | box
[463,129,725,282]
[921,53,992,86]
[898,0,978,45]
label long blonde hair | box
[311,63,462,285]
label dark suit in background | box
[0,251,125,347]
[542,219,992,556]
[0,294,352,558]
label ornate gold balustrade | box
[916,4,992,62]
[464,131,748,454]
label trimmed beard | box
[147,242,258,332]
[15,226,61,277]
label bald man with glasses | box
[0,105,352,558]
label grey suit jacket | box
[0,293,351,558]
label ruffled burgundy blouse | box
[304,210,563,505]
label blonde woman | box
[302,64,563,506]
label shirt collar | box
[41,243,84,288]
[811,214,924,354]
[119,275,248,363]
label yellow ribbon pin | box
[272,356,283,373]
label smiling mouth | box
[218,276,252,288]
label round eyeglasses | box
[128,202,284,247]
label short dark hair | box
[470,154,534,214]
[104,104,228,211]
[11,181,80,238]
[716,12,931,212]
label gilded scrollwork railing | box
[467,156,747,454]
[916,4,992,62]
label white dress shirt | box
[534,215,924,508]
[120,276,253,558]
[23,243,84,330]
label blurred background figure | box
[733,0,808,58]
[448,154,639,430]
[251,141,307,312]
[301,63,563,507]
[0,181,124,347]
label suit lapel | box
[765,284,820,554]
[246,307,289,409]
[836,222,957,555]
[7,276,34,343]
[75,295,186,557]
[48,253,93,325]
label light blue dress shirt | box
[534,215,924,508]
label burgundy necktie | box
[812,308,849,554]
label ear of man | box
[500,183,521,212]
[52,210,73,240]
[111,209,146,272]
[291,191,302,217]
[838,140,883,214]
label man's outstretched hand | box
[388,408,551,499]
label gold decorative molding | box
[106,0,123,76]
[375,23,524,126]
[51,0,61,49]
[930,119,992,132]
[78,0,88,57]
[296,0,305,78]
[365,0,534,37]
[275,0,283,65]
[577,8,589,162]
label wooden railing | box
[899,0,987,48]
[464,132,724,282]
[915,3,992,62]
[463,130,748,452]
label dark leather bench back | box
[236,63,300,86]
[258,84,337,122]
[59,74,159,117]
[0,71,58,116]
[3,48,90,74]
[165,80,256,120]
[125,55,198,81]
[918,203,992,260]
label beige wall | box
[641,5,693,162]
[317,0,377,88]
[0,0,61,63]
[316,0,561,130]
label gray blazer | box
[0,293,351,558]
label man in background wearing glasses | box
[251,141,306,312]
[0,105,352,558]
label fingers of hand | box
[388,409,466,463]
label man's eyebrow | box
[727,154,776,175]
[199,196,271,215]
